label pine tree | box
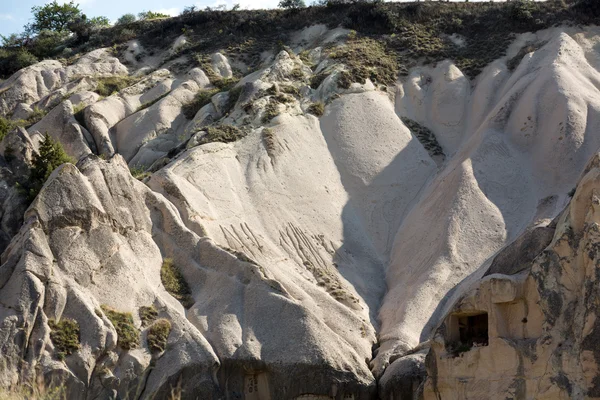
[26,133,74,201]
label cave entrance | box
[446,312,489,355]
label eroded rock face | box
[422,154,600,398]
[3,21,600,400]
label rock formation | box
[1,5,600,398]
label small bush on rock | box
[147,318,172,353]
[48,318,80,360]
[139,305,158,327]
[101,305,140,350]
[161,258,194,308]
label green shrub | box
[201,124,246,144]
[48,318,80,360]
[279,0,306,9]
[161,258,194,308]
[183,88,219,119]
[224,85,243,114]
[94,75,139,97]
[0,49,38,79]
[138,11,170,21]
[29,30,71,59]
[26,106,47,126]
[307,102,324,117]
[101,305,140,350]
[24,133,74,202]
[116,13,137,25]
[146,318,172,353]
[139,305,158,327]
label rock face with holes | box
[422,153,600,399]
[3,16,600,400]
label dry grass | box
[161,258,194,308]
[100,305,140,350]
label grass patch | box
[129,165,151,180]
[139,305,158,327]
[146,318,172,353]
[262,98,280,123]
[100,305,140,351]
[307,102,324,117]
[183,88,220,119]
[94,75,140,97]
[288,66,305,80]
[279,84,300,97]
[161,258,194,308]
[329,37,398,88]
[48,318,80,361]
[200,124,246,145]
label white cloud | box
[0,14,14,20]
[156,8,180,16]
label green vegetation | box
[29,1,83,33]
[48,318,80,361]
[24,134,74,202]
[202,124,246,144]
[279,84,300,97]
[160,258,194,308]
[0,107,49,142]
[262,99,280,123]
[139,305,158,327]
[94,75,139,97]
[146,318,172,353]
[72,102,87,128]
[307,102,324,117]
[401,117,444,157]
[116,14,137,25]
[225,85,243,113]
[138,11,170,21]
[330,37,398,88]
[100,305,140,350]
[183,88,219,119]
[288,66,305,80]
[279,0,305,10]
[129,165,151,181]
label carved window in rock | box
[445,312,489,356]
